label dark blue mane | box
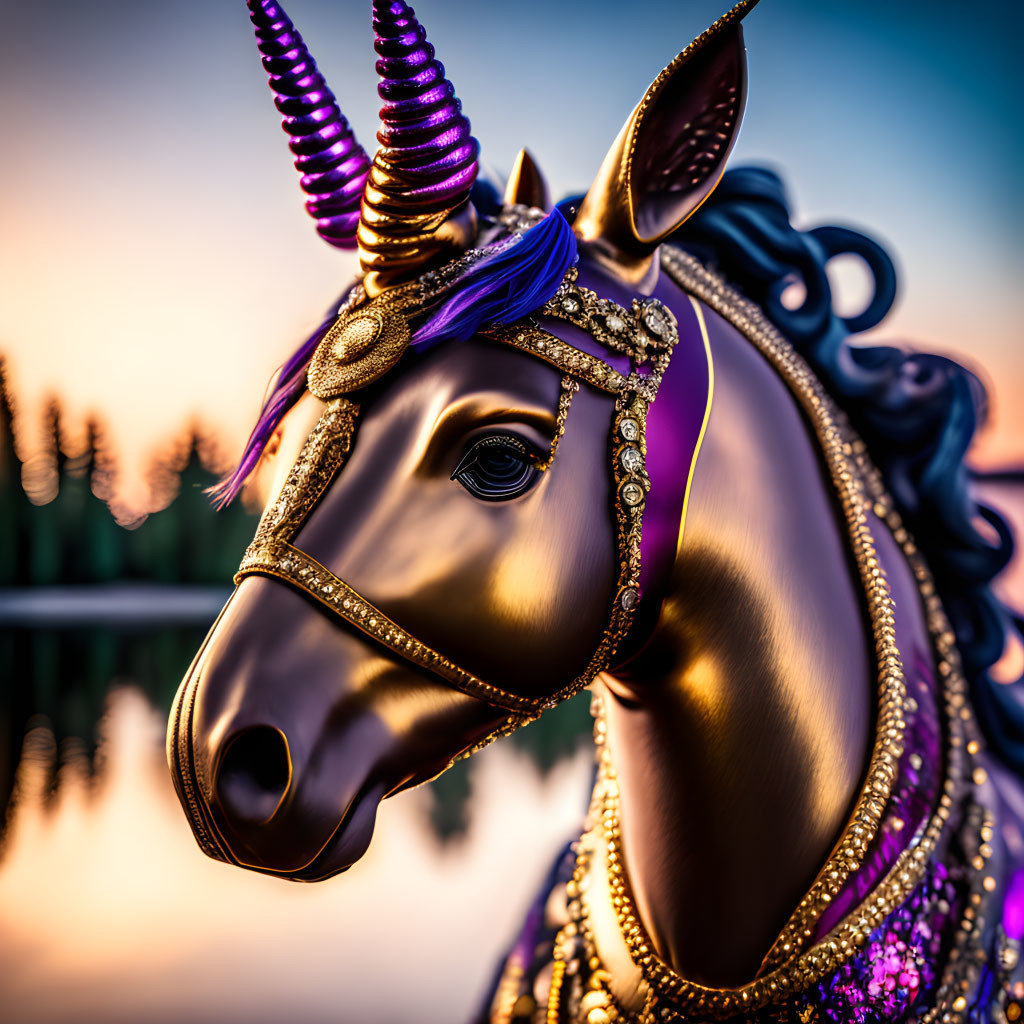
[662,166,1024,775]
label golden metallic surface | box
[237,283,668,734]
[254,248,679,727]
[573,0,759,273]
[584,252,878,992]
[237,536,540,717]
[542,250,998,1021]
[662,248,910,965]
[358,179,478,296]
[504,148,550,211]
[173,126,1005,1005]
[171,572,513,877]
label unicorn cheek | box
[288,340,617,700]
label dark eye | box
[451,434,540,501]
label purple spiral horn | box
[358,0,480,292]
[247,0,371,249]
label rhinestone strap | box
[480,323,628,393]
[660,246,911,959]
[542,266,678,374]
[235,251,687,746]
[235,324,660,727]
[254,397,358,544]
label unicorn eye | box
[451,434,541,501]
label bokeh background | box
[0,1,1020,1022]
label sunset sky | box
[1,0,1020,516]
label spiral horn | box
[358,0,480,294]
[247,0,371,249]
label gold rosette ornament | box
[307,304,411,399]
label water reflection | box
[0,687,592,1024]
[0,623,212,823]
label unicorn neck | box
[597,302,875,989]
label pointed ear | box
[503,149,550,211]
[574,0,757,264]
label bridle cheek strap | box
[233,258,698,750]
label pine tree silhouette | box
[27,400,65,585]
[0,361,33,585]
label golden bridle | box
[234,231,690,754]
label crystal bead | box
[642,301,672,337]
[620,587,639,611]
[619,417,640,442]
[620,481,644,507]
[620,446,642,474]
[561,297,581,315]
[605,314,625,334]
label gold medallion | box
[307,305,410,398]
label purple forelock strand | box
[212,212,577,509]
[372,0,479,212]
[247,0,370,248]
[414,210,578,350]
[209,314,333,509]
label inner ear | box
[631,28,746,242]
[574,1,757,265]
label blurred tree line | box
[0,368,254,587]
[0,362,256,824]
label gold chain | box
[536,376,580,471]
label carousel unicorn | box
[168,0,1024,1019]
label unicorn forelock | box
[211,210,578,509]
[413,209,577,349]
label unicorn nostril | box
[215,726,292,826]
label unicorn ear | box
[503,149,550,212]
[574,0,758,267]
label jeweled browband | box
[235,237,691,747]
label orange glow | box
[0,178,355,518]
